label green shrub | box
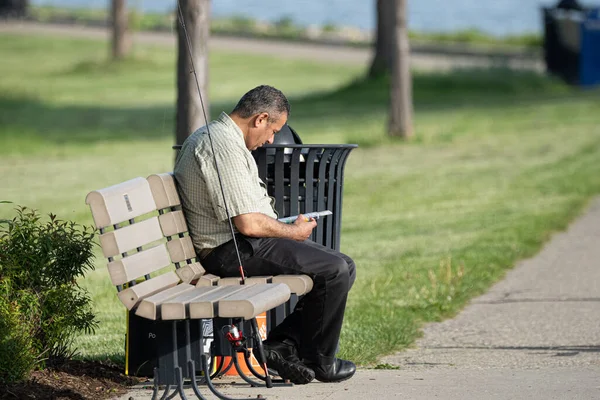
[0,205,98,382]
[0,281,37,384]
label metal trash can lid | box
[273,124,303,145]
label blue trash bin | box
[580,9,600,86]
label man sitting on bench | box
[174,85,357,384]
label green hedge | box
[0,205,98,383]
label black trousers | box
[200,235,356,365]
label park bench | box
[85,172,314,400]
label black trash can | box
[250,124,356,334]
[252,125,357,252]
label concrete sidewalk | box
[119,367,598,400]
[119,198,600,399]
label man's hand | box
[233,212,316,241]
[291,214,317,241]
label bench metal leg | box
[152,368,160,400]
[220,317,271,389]
[169,321,188,400]
[158,385,171,400]
[150,368,179,400]
[187,360,209,400]
[223,318,292,389]
[249,318,272,388]
[242,319,293,387]
[199,320,257,400]
[242,352,291,386]
[201,355,245,400]
[215,356,234,378]
[211,317,268,389]
[153,382,171,400]
[173,366,188,400]
[152,321,201,400]
[231,351,263,388]
[211,354,230,379]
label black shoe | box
[258,340,315,385]
[305,358,356,383]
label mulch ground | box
[0,360,144,400]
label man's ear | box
[254,112,269,127]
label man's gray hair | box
[231,85,290,122]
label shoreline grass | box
[27,5,543,49]
[1,32,599,366]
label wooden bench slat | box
[99,217,163,258]
[135,283,195,320]
[160,286,223,320]
[158,210,188,237]
[117,271,180,310]
[188,285,250,319]
[195,274,221,287]
[218,283,291,320]
[147,173,181,209]
[218,276,273,286]
[272,275,314,295]
[107,244,171,286]
[176,262,206,283]
[218,275,313,295]
[166,236,196,263]
[85,177,156,229]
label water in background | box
[32,0,586,36]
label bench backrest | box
[85,173,203,311]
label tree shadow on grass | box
[290,68,598,146]
[0,68,595,152]
[0,95,175,146]
[292,67,588,121]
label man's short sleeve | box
[199,148,263,221]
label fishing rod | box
[176,1,246,285]
[176,4,280,391]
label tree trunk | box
[176,0,210,146]
[111,0,131,60]
[0,0,28,17]
[388,0,414,138]
[368,0,395,78]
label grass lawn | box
[1,32,599,366]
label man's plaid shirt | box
[174,112,277,251]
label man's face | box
[246,112,287,151]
